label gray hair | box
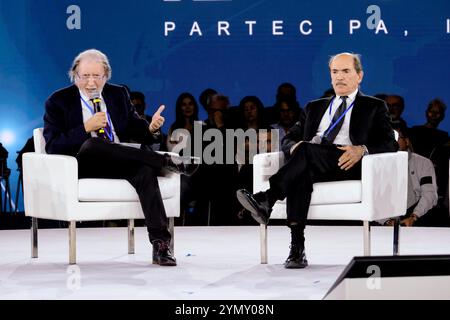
[68,49,112,82]
[328,52,363,73]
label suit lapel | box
[316,97,332,121]
[349,91,364,138]
[308,97,332,139]
[67,85,84,127]
[102,84,122,135]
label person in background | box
[270,99,305,148]
[385,94,408,130]
[409,98,449,159]
[383,126,438,227]
[130,91,152,123]
[265,82,300,125]
[198,88,217,115]
[166,92,201,225]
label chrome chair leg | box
[128,219,135,254]
[31,217,38,258]
[363,221,371,256]
[69,221,76,264]
[168,217,175,254]
[393,218,400,255]
[260,224,268,264]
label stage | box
[0,225,449,300]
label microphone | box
[89,91,106,136]
[89,91,102,113]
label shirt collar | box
[78,89,103,103]
[336,89,358,102]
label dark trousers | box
[75,138,171,243]
[269,143,361,228]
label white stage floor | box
[0,225,449,300]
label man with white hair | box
[43,49,198,266]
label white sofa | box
[23,128,180,264]
[253,150,408,263]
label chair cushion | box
[78,176,176,202]
[277,180,362,205]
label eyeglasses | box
[76,73,105,81]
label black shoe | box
[164,154,200,177]
[236,189,272,225]
[284,244,308,269]
[152,240,177,266]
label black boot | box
[164,154,199,177]
[284,224,307,268]
[236,189,275,224]
[284,244,308,269]
[152,240,177,266]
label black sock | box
[289,224,305,247]
[265,189,279,208]
[162,153,171,167]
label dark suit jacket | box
[281,92,397,158]
[44,83,156,156]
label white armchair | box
[23,128,180,264]
[253,151,408,264]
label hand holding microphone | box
[84,91,108,134]
[84,112,108,133]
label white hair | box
[68,49,112,82]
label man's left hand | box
[337,145,364,170]
[149,105,165,133]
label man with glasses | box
[43,49,199,266]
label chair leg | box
[168,217,175,254]
[1,178,12,212]
[31,217,38,258]
[0,180,4,213]
[5,178,12,212]
[128,219,135,254]
[393,218,400,256]
[14,172,22,213]
[207,201,211,226]
[260,224,268,264]
[69,221,76,264]
[363,221,371,256]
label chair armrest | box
[23,152,79,220]
[361,151,408,220]
[253,151,285,193]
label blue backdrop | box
[0,0,449,211]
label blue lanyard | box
[80,96,114,141]
[323,97,355,138]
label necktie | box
[322,95,348,145]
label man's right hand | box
[84,112,107,133]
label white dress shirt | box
[316,89,358,146]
